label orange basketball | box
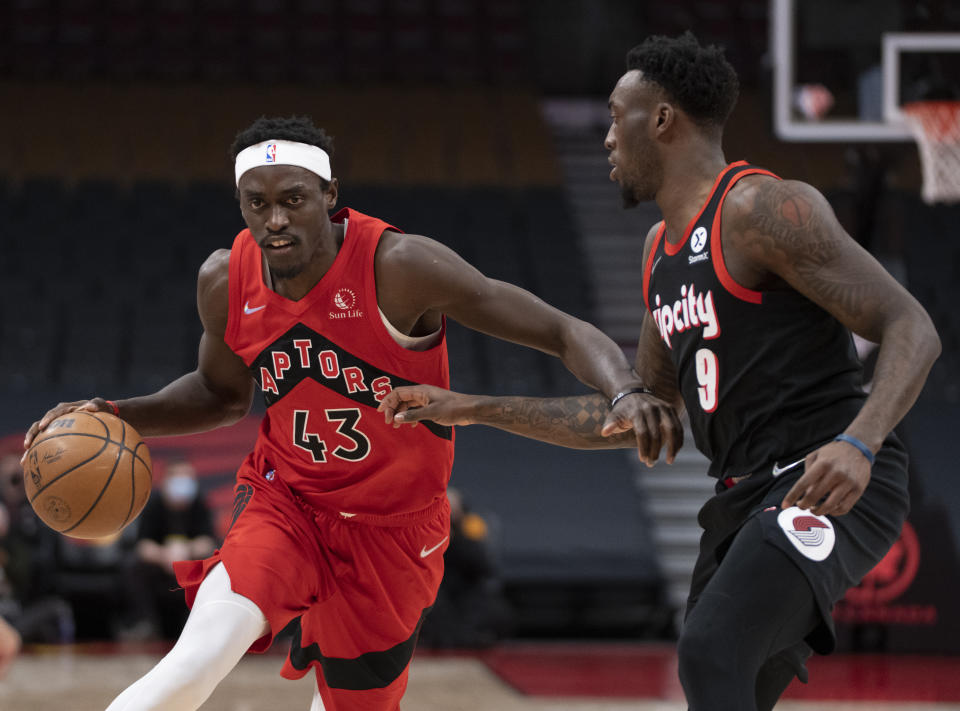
[23,410,152,540]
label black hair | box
[231,115,335,187]
[626,32,739,127]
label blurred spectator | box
[122,460,215,640]
[0,454,74,644]
[50,530,134,641]
[420,488,512,648]
[0,453,55,599]
[0,615,20,679]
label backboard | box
[772,0,960,142]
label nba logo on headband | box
[235,139,332,185]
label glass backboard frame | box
[772,0,960,142]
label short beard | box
[620,184,640,209]
[270,263,306,280]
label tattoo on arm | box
[472,393,635,449]
[739,181,876,320]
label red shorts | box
[174,467,450,711]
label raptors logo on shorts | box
[227,484,254,535]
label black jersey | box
[643,161,866,478]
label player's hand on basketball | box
[601,392,683,467]
[23,398,114,451]
[781,441,872,517]
[378,385,474,427]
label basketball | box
[23,410,152,540]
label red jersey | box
[224,208,454,516]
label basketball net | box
[901,100,960,205]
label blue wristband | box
[834,433,875,465]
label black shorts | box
[687,433,909,653]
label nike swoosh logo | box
[651,255,663,274]
[420,536,448,558]
[244,300,266,315]
[771,457,805,477]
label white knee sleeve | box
[106,562,270,711]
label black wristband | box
[610,387,654,408]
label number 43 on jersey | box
[293,408,371,463]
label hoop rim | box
[901,99,960,113]
[901,100,960,142]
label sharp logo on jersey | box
[690,226,708,253]
[330,288,362,319]
[776,507,835,562]
[651,283,720,348]
[251,323,452,440]
[265,143,277,163]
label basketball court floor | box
[2,642,958,710]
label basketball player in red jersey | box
[23,116,680,711]
[378,33,941,711]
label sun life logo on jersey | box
[334,288,356,310]
[330,288,363,319]
[777,507,836,562]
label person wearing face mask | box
[122,460,215,641]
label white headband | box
[234,139,332,185]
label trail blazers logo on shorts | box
[777,507,835,562]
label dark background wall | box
[1,0,958,645]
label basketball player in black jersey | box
[378,32,941,711]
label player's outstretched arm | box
[25,250,255,447]
[726,178,941,515]
[378,384,682,461]
[375,230,683,464]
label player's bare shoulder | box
[375,229,472,290]
[198,248,231,283]
[197,248,232,334]
[723,175,843,274]
[375,229,442,270]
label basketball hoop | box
[901,100,960,204]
